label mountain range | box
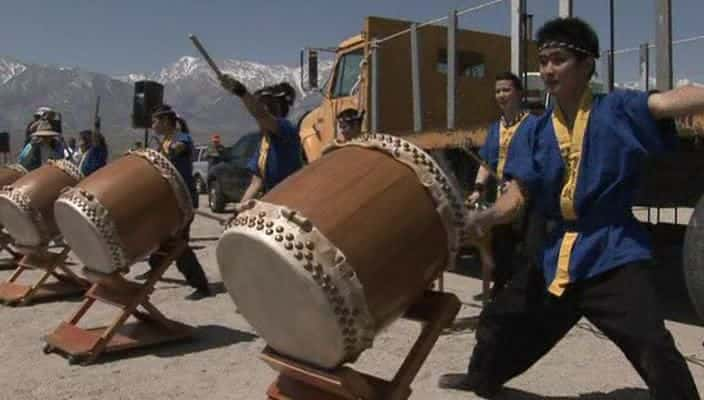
[0,55,332,155]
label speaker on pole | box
[132,80,164,129]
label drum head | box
[217,229,348,369]
[0,196,42,247]
[54,198,116,274]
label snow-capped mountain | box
[0,55,332,154]
[0,57,27,85]
[117,55,330,103]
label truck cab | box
[299,35,366,162]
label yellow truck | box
[298,16,536,166]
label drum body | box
[54,149,193,274]
[0,164,28,187]
[0,160,81,247]
[0,164,28,236]
[217,134,465,369]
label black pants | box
[467,262,700,399]
[490,223,520,298]
[148,221,209,291]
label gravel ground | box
[0,198,702,399]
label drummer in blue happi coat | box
[439,17,702,399]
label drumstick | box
[458,138,501,182]
[188,34,224,80]
[476,237,495,306]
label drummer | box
[17,119,66,171]
[218,76,302,201]
[467,71,538,298]
[137,104,212,301]
[335,109,364,142]
[439,17,702,398]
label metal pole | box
[655,0,673,90]
[609,0,615,92]
[371,40,380,133]
[144,128,148,149]
[510,0,526,76]
[447,9,457,131]
[411,24,423,133]
[521,13,530,95]
[640,43,650,91]
[559,0,573,17]
[604,50,614,90]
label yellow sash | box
[497,113,529,180]
[548,89,593,296]
[257,135,271,182]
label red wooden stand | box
[43,240,194,365]
[0,244,87,306]
[0,229,21,270]
[264,291,461,400]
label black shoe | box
[437,373,499,398]
[134,271,153,281]
[185,287,213,301]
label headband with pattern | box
[152,108,177,119]
[538,41,599,58]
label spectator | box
[76,129,108,176]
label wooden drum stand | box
[0,228,21,270]
[264,291,460,400]
[43,239,194,365]
[0,242,88,306]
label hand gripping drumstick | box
[188,34,224,80]
[459,136,498,305]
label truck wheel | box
[209,180,226,213]
[683,194,704,321]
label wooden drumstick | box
[459,137,501,182]
[476,236,495,306]
[188,34,224,80]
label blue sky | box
[0,0,702,83]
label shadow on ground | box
[86,324,258,366]
[497,387,650,400]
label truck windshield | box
[331,50,363,98]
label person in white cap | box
[18,118,65,171]
[24,107,59,145]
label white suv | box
[192,145,209,194]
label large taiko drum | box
[0,164,28,187]
[0,160,82,248]
[54,149,194,274]
[217,133,465,369]
[0,164,28,237]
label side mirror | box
[300,48,319,91]
[308,49,319,90]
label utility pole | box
[510,0,526,76]
[609,0,615,92]
[559,0,573,18]
[655,0,673,90]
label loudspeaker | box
[0,132,8,153]
[132,80,164,129]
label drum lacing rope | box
[127,148,194,228]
